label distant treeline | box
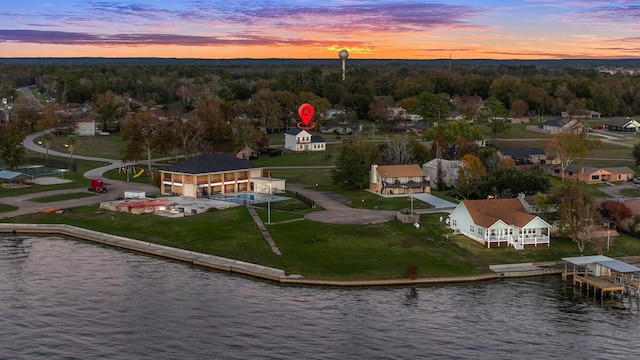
[3,57,640,120]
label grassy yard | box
[4,205,639,281]
[254,147,338,167]
[269,168,334,189]
[30,192,96,203]
[0,204,18,213]
[35,133,127,159]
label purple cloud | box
[0,29,365,48]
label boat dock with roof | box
[562,255,640,298]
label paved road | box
[0,132,160,219]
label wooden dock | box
[573,274,624,298]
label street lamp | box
[401,185,414,214]
[37,141,43,161]
[267,177,272,225]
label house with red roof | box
[448,198,551,249]
[75,115,96,136]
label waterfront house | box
[448,198,551,249]
[160,153,285,198]
[370,164,430,195]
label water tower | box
[339,49,349,81]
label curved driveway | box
[5,131,446,225]
[286,184,397,224]
[0,131,159,219]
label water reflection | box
[1,235,640,360]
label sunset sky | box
[2,1,640,59]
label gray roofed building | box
[163,153,262,174]
[497,147,550,166]
[604,117,640,132]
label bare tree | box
[544,132,588,181]
[384,134,414,165]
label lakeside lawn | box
[4,204,639,281]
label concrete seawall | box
[1,223,558,287]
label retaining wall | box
[1,223,561,287]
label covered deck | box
[562,255,640,298]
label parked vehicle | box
[632,177,640,185]
[88,178,107,193]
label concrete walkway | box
[246,207,282,255]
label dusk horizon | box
[3,1,640,60]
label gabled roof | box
[499,147,546,158]
[286,128,311,136]
[77,115,95,123]
[604,117,640,127]
[376,164,427,178]
[423,158,463,169]
[542,117,567,127]
[162,153,263,174]
[559,164,634,175]
[311,135,326,143]
[0,170,31,181]
[462,198,538,228]
[412,122,430,130]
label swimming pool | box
[213,192,289,205]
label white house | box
[284,128,326,152]
[75,115,96,136]
[604,117,640,132]
[422,159,463,188]
[449,198,551,249]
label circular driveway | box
[286,184,396,225]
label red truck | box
[88,178,107,193]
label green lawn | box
[0,204,18,213]
[4,205,637,281]
[31,192,96,203]
[338,189,434,211]
[269,168,334,189]
[255,147,338,167]
[35,133,127,159]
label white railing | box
[485,234,550,249]
[509,235,550,250]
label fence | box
[294,192,316,208]
[254,201,312,212]
[24,156,77,172]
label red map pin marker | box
[298,103,315,126]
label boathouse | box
[562,255,640,297]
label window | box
[452,219,457,226]
[478,228,484,236]
[470,225,475,232]
[591,175,599,180]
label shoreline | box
[0,223,564,287]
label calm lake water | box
[2,235,640,360]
